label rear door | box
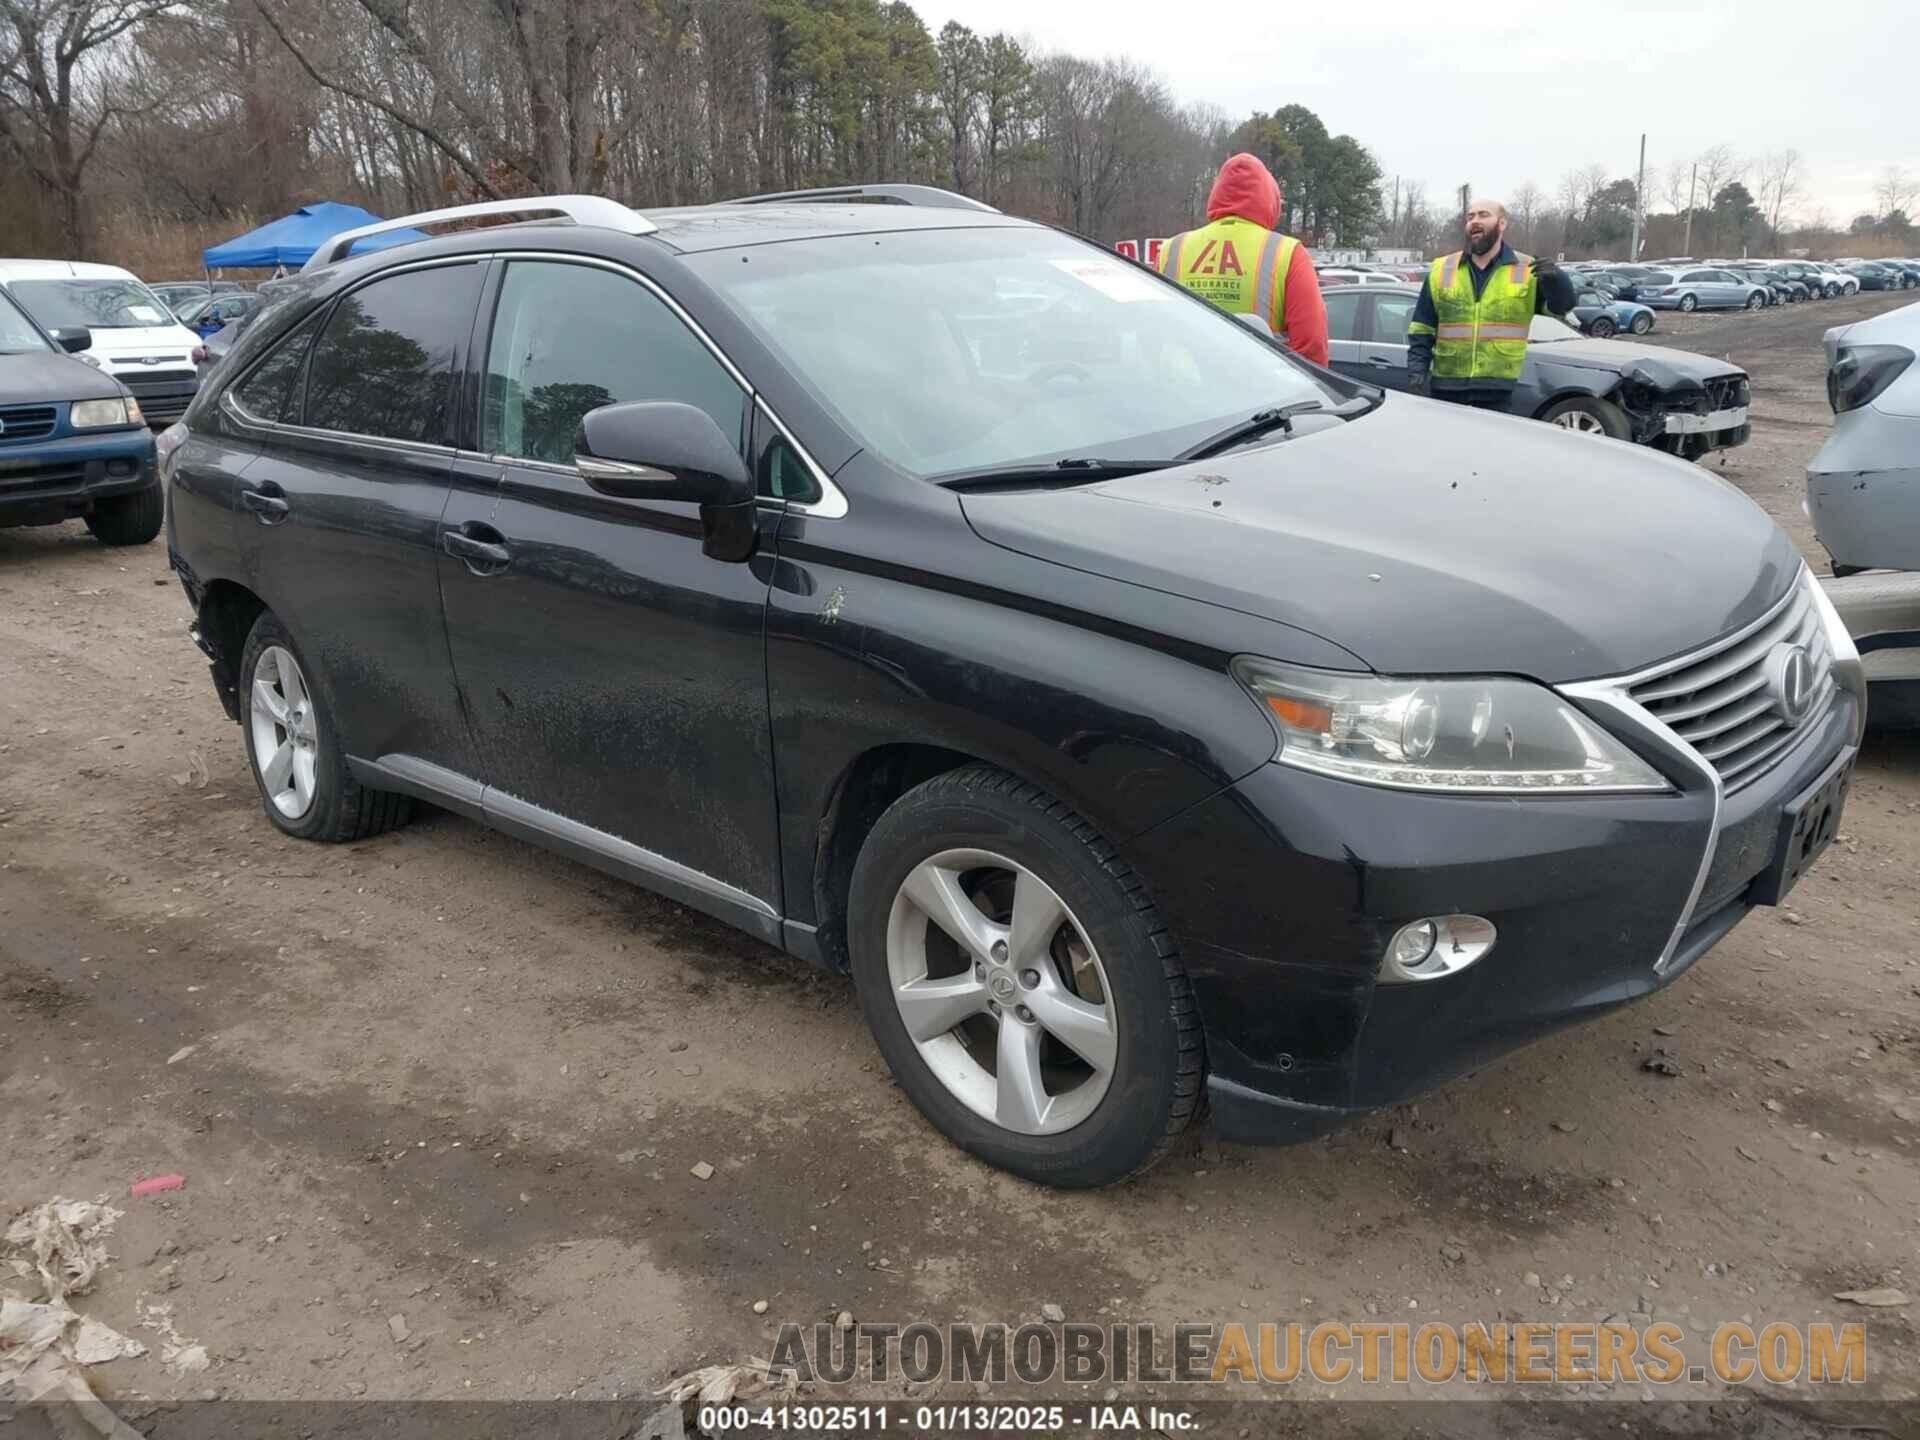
[1356,290,1417,390]
[1321,288,1369,383]
[225,259,487,775]
[435,255,785,922]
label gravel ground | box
[3,291,1917,1433]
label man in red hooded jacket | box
[1157,153,1329,366]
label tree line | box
[1,0,1393,264]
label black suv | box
[165,190,1866,1187]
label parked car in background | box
[1867,260,1920,290]
[1316,268,1404,287]
[163,189,1857,1187]
[149,280,245,317]
[1641,267,1768,313]
[1739,268,1807,304]
[176,291,261,338]
[0,261,203,426]
[1808,297,1920,727]
[1601,268,1667,302]
[1571,287,1655,337]
[1844,263,1901,292]
[0,282,161,545]
[1809,263,1859,298]
[1764,262,1831,298]
[1323,283,1748,456]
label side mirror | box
[48,326,92,354]
[575,400,757,562]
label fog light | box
[1381,915,1497,984]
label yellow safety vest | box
[1158,217,1297,337]
[1410,250,1537,384]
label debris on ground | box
[689,1162,715,1182]
[135,1299,208,1373]
[1,1198,147,1438]
[655,1357,798,1407]
[1833,1287,1909,1308]
[129,1174,185,1199]
[165,1046,197,1065]
[388,1313,410,1343]
[1642,1049,1684,1077]
[1040,1303,1065,1323]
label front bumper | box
[1128,685,1862,1146]
[0,429,157,525]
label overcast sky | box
[925,0,1918,230]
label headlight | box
[1232,659,1670,794]
[70,397,134,428]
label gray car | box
[1322,283,1751,458]
[1640,267,1769,312]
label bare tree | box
[1509,179,1542,247]
[1662,159,1692,215]
[1694,145,1741,208]
[0,0,175,251]
[1875,164,1916,220]
[1754,148,1801,246]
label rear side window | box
[304,264,482,444]
[233,311,322,423]
[1371,293,1416,345]
[482,260,746,466]
[1322,288,1363,342]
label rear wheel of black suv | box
[238,612,413,842]
[84,481,163,547]
[846,765,1203,1188]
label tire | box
[1745,293,1765,310]
[1587,316,1617,338]
[1630,312,1654,334]
[1542,395,1632,440]
[1678,293,1697,312]
[846,765,1202,1188]
[83,481,163,547]
[237,612,413,843]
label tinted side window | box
[233,311,323,424]
[304,264,482,444]
[1371,293,1416,345]
[1322,288,1364,342]
[483,260,746,467]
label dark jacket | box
[1407,241,1578,394]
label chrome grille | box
[1629,577,1833,791]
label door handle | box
[239,486,289,523]
[1366,356,1398,367]
[442,529,511,570]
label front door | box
[228,260,487,774]
[436,256,784,915]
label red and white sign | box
[1113,239,1139,261]
[1144,237,1167,270]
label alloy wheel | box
[1551,410,1608,435]
[885,849,1117,1136]
[249,645,319,819]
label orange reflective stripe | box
[1509,251,1531,285]
[1475,324,1530,340]
[1434,324,1477,339]
[1439,251,1462,289]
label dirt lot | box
[3,291,1918,1433]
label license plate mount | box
[1750,747,1854,907]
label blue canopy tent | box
[202,202,427,270]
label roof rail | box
[724,184,998,214]
[301,195,657,272]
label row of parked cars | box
[0,260,268,547]
[1562,256,1920,337]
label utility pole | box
[1629,133,1646,261]
[1458,183,1470,230]
[1681,162,1698,257]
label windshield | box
[9,278,176,331]
[1529,314,1580,344]
[0,288,53,353]
[686,226,1345,479]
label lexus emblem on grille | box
[1765,642,1816,726]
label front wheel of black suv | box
[238,612,413,843]
[847,766,1203,1188]
[83,481,163,546]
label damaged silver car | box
[1324,284,1751,458]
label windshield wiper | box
[936,457,1177,490]
[1178,401,1333,461]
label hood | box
[1531,335,1738,381]
[1206,154,1281,230]
[959,396,1799,684]
[83,325,200,363]
[0,349,126,404]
